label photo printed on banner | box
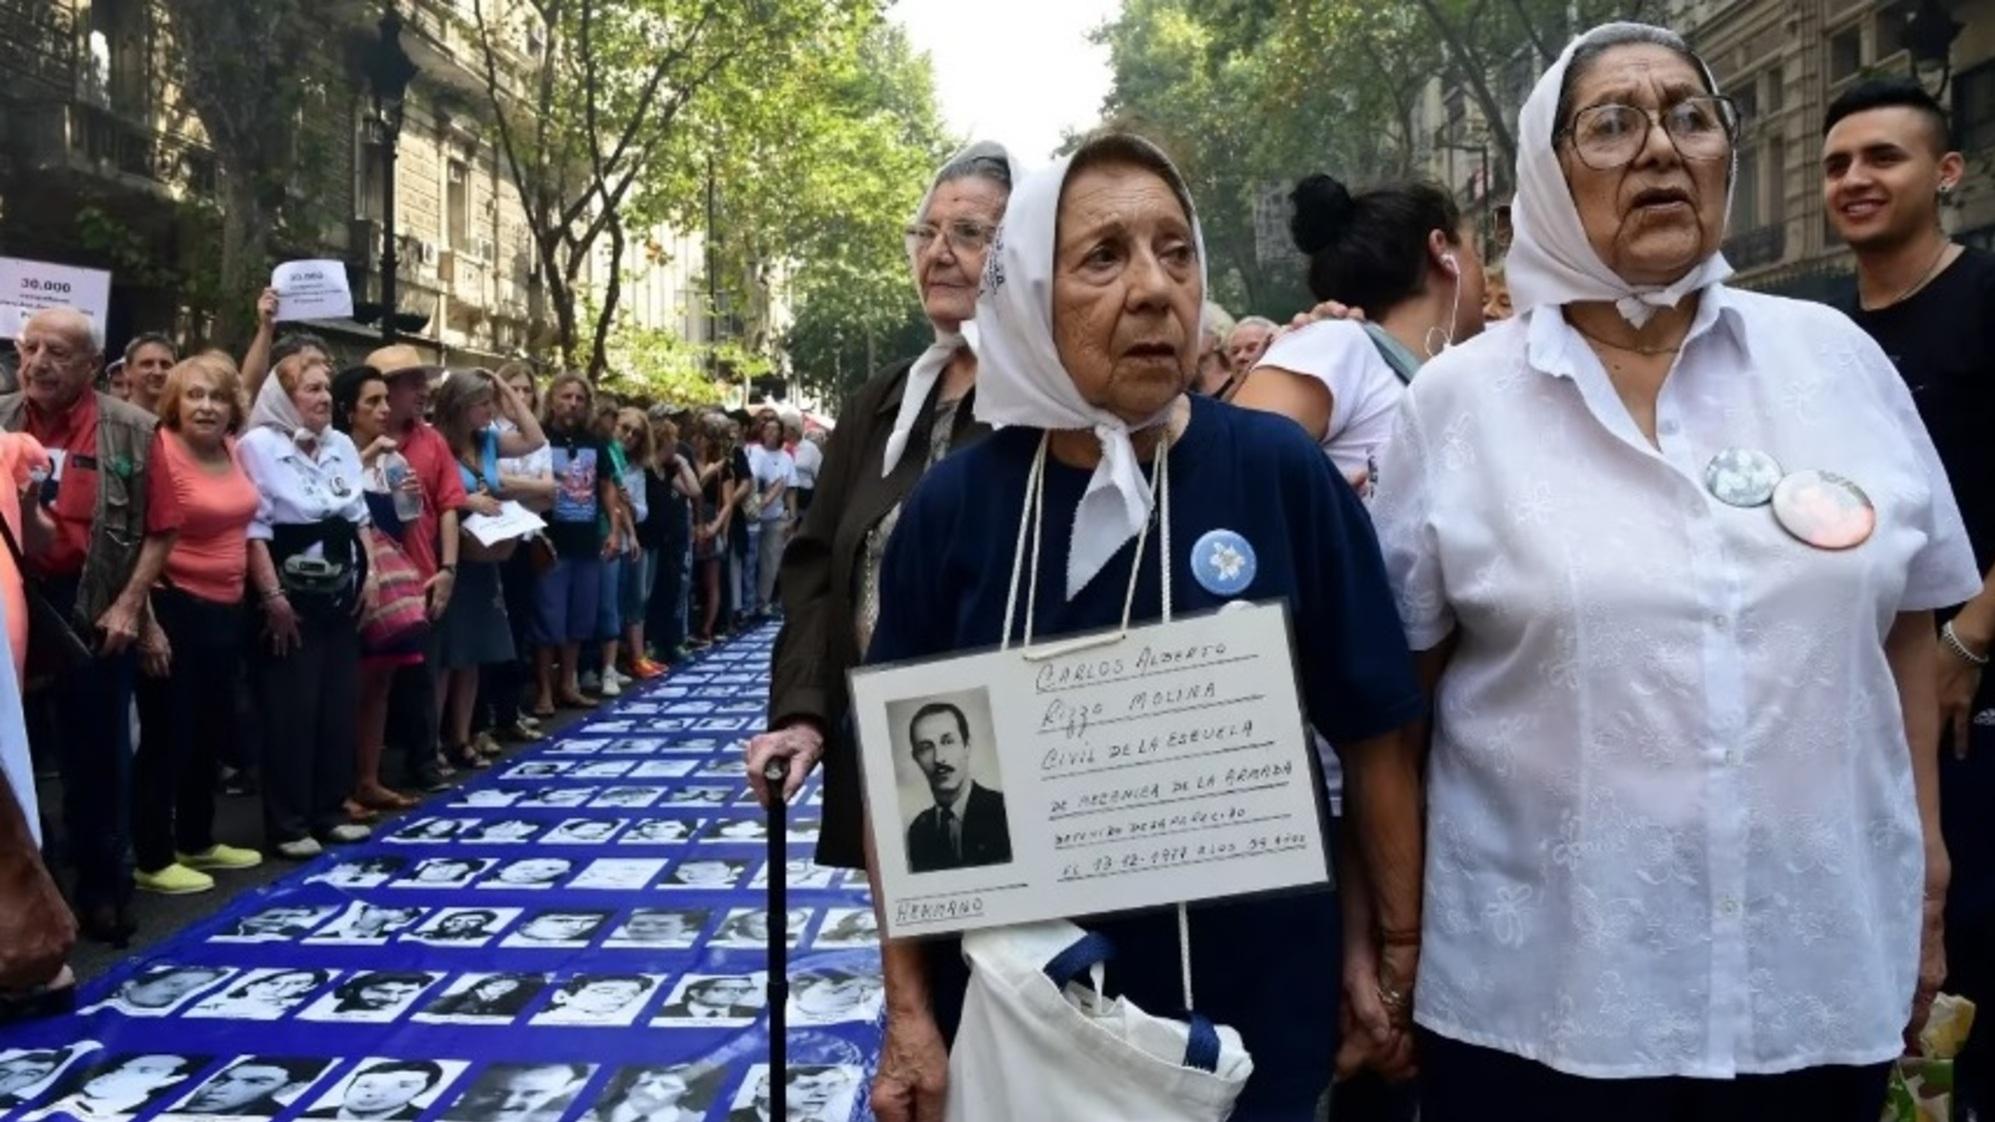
[500,909,612,949]
[528,974,665,1027]
[301,1058,468,1121]
[403,907,522,946]
[459,818,543,844]
[789,966,886,1027]
[604,907,708,949]
[505,761,572,779]
[208,903,338,943]
[569,858,666,891]
[619,818,700,845]
[449,788,521,807]
[751,859,839,890]
[386,817,477,844]
[21,1052,211,1121]
[305,902,430,945]
[184,968,337,1021]
[390,857,496,889]
[572,761,635,779]
[811,908,880,949]
[157,1055,335,1121]
[726,1064,861,1122]
[479,857,576,890]
[521,786,595,807]
[78,964,234,1017]
[296,971,442,1024]
[710,907,810,949]
[0,1043,99,1113]
[629,760,699,779]
[544,818,628,845]
[701,819,768,844]
[413,973,549,1024]
[436,1062,596,1122]
[590,786,664,808]
[659,857,748,890]
[577,1063,727,1122]
[652,973,767,1026]
[662,786,734,807]
[304,855,406,888]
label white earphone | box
[1425,251,1465,359]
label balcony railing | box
[10,101,216,197]
[1724,223,1787,270]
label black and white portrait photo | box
[888,690,1013,874]
[301,1059,465,1121]
[528,973,663,1027]
[504,761,571,779]
[0,1044,95,1112]
[694,758,748,778]
[438,1063,595,1122]
[659,857,748,890]
[386,817,471,844]
[479,857,576,890]
[577,1064,723,1122]
[413,973,548,1024]
[543,817,627,845]
[184,968,334,1021]
[22,1052,210,1121]
[403,907,521,946]
[572,761,635,779]
[628,760,698,779]
[650,973,766,1026]
[569,858,666,890]
[788,967,885,1026]
[210,903,336,943]
[725,1065,859,1122]
[296,971,440,1024]
[500,909,612,949]
[158,1056,332,1120]
[662,786,733,807]
[460,818,542,844]
[591,786,664,808]
[751,859,839,890]
[449,787,521,807]
[811,908,879,948]
[521,786,594,807]
[304,902,430,945]
[79,964,233,1017]
[710,907,810,949]
[604,907,707,948]
[700,818,768,844]
[619,819,698,845]
[390,856,495,889]
[787,818,822,841]
[304,856,406,888]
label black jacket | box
[905,783,1012,873]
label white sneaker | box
[276,837,323,860]
[579,670,601,693]
[599,674,623,698]
[607,667,629,688]
[323,824,372,844]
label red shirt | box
[396,420,468,580]
[145,431,258,604]
[23,392,100,577]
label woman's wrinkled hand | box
[262,594,301,657]
[872,1005,949,1122]
[745,722,825,807]
[1279,299,1366,340]
[1905,892,1948,1052]
[1336,927,1418,1081]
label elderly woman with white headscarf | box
[1368,23,1979,1118]
[862,133,1423,1121]
[752,144,1014,857]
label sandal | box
[341,799,381,823]
[0,966,76,1024]
[354,785,416,811]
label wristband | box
[1378,926,1422,948]
[1942,620,1989,666]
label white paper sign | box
[851,602,1329,939]
[463,500,546,547]
[270,259,353,321]
[0,256,111,338]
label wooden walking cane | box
[764,756,789,1120]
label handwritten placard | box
[850,603,1329,939]
[271,259,354,321]
[0,256,111,338]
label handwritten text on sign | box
[850,603,1329,939]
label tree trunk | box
[1412,0,1520,170]
[587,212,624,381]
[215,164,267,352]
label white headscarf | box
[1507,22,1734,327]
[880,141,1017,477]
[972,139,1208,600]
[248,365,317,445]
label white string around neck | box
[996,427,1194,1013]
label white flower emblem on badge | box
[1210,542,1245,583]
[1191,529,1256,597]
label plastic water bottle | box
[378,450,424,522]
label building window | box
[359,142,387,223]
[1958,61,1995,152]
[1734,146,1761,232]
[1766,138,1786,225]
[447,160,470,251]
[1876,0,1916,60]
[1829,26,1863,84]
[1766,64,1785,113]
[1733,78,1759,127]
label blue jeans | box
[741,522,763,617]
[532,556,602,645]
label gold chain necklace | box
[1571,323,1684,357]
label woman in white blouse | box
[238,352,379,860]
[1370,23,1979,1118]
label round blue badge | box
[1192,530,1257,597]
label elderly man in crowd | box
[2,308,173,946]
[1224,314,1278,375]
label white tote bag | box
[944,920,1254,1122]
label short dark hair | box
[232,968,332,996]
[908,702,971,746]
[330,364,384,435]
[1555,25,1714,138]
[561,974,649,995]
[122,331,176,366]
[351,1059,443,1089]
[686,975,755,997]
[1290,175,1463,313]
[1824,74,1952,151]
[337,971,432,998]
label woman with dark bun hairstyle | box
[1232,174,1487,490]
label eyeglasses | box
[904,218,996,258]
[1560,95,1738,170]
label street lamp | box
[365,6,418,342]
[1907,0,1964,99]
